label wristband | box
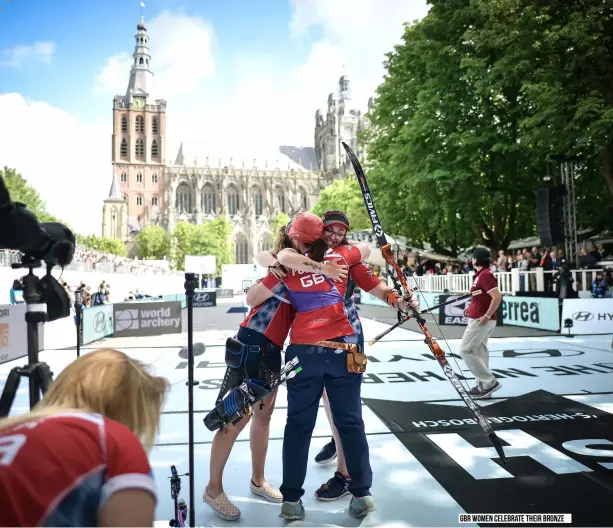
[385,290,400,305]
[484,314,491,319]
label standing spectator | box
[589,243,602,264]
[579,248,597,269]
[9,279,24,304]
[460,248,503,399]
[496,250,507,272]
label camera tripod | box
[0,256,54,417]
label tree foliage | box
[1,166,66,225]
[312,177,371,231]
[364,0,613,254]
[270,212,290,243]
[136,218,234,274]
[77,234,128,257]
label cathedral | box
[102,15,369,264]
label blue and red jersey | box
[0,412,156,527]
[240,275,296,347]
[276,245,363,343]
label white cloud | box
[0,41,56,68]
[0,93,108,235]
[93,11,216,99]
[90,1,430,158]
[0,1,430,237]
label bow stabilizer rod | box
[341,141,506,464]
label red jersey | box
[280,245,362,343]
[349,261,381,292]
[241,273,296,347]
[0,412,156,527]
[467,267,499,320]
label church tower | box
[102,172,128,240]
[111,14,166,236]
[314,74,366,179]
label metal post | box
[560,160,579,268]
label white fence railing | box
[399,267,604,296]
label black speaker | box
[535,187,565,246]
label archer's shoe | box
[315,438,337,464]
[279,500,305,520]
[315,472,350,501]
[348,495,377,518]
[203,488,241,521]
[250,479,283,503]
[474,381,501,399]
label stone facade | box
[103,15,370,264]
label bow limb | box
[341,141,507,465]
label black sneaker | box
[314,438,336,464]
[314,472,350,501]
[474,381,501,399]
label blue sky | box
[0,0,314,122]
[0,0,429,234]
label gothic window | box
[301,191,308,210]
[135,115,144,133]
[151,140,158,158]
[135,139,144,158]
[136,173,142,183]
[120,139,128,157]
[152,174,158,184]
[139,57,144,65]
[227,186,239,216]
[120,172,127,183]
[152,196,158,206]
[176,183,192,213]
[277,191,286,213]
[253,190,263,216]
[235,233,249,264]
[152,117,158,134]
[201,184,216,214]
[111,207,117,238]
[259,234,271,253]
[121,115,127,133]
[136,195,143,206]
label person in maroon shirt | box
[461,247,503,399]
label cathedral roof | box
[105,172,125,203]
[169,141,319,172]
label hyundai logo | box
[572,311,594,321]
[194,293,210,302]
[93,311,107,333]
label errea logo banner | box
[112,301,182,337]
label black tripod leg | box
[0,368,23,418]
[37,364,54,394]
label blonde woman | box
[0,348,168,527]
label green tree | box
[270,212,290,243]
[1,166,65,225]
[136,225,171,260]
[312,177,371,231]
[169,218,233,273]
[77,233,128,256]
[364,0,613,253]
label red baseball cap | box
[288,212,323,244]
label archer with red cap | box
[246,211,377,521]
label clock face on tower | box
[133,97,145,109]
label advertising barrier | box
[502,296,560,331]
[113,301,182,338]
[0,303,31,365]
[360,290,441,310]
[216,289,233,298]
[82,304,114,345]
[437,295,504,327]
[193,290,217,308]
[561,298,613,335]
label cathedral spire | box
[126,10,154,97]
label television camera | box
[0,174,76,417]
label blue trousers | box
[280,335,372,502]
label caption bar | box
[459,514,572,524]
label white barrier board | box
[561,298,613,335]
